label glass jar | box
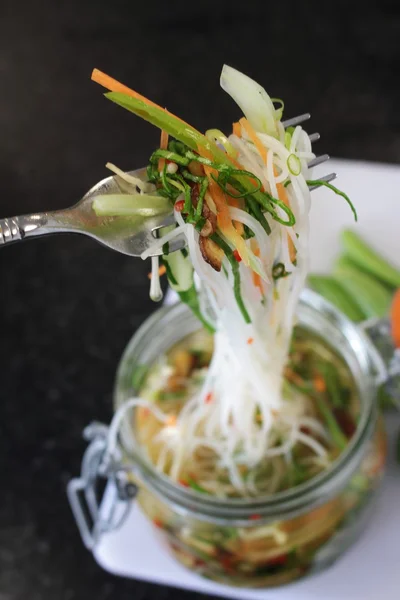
[68,290,393,588]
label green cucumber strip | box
[307,275,366,322]
[341,230,400,289]
[92,194,171,217]
[163,248,193,292]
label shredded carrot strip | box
[198,146,251,267]
[148,265,166,279]
[205,392,213,404]
[247,337,254,345]
[226,197,244,235]
[239,118,267,164]
[158,129,169,172]
[91,69,193,129]
[391,289,400,348]
[313,374,327,393]
[250,242,263,293]
[232,121,242,137]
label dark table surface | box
[1,1,400,598]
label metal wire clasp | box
[361,317,400,403]
[67,421,137,550]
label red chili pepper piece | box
[233,249,242,262]
[178,479,189,487]
[153,518,164,529]
[205,392,213,404]
[174,199,185,212]
[249,513,262,521]
[266,553,287,566]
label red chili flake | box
[205,392,213,404]
[247,337,254,345]
[178,479,189,487]
[152,518,164,529]
[233,249,242,262]
[174,199,185,212]
[219,554,235,573]
[265,554,287,566]
[194,558,206,568]
[249,514,262,521]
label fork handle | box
[0,211,81,246]
[0,214,50,245]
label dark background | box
[1,1,399,599]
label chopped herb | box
[272,262,291,281]
[306,180,357,222]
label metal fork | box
[0,168,183,257]
[0,114,334,258]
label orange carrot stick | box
[92,68,162,109]
[391,289,400,348]
[232,121,242,137]
[239,118,267,163]
[91,69,193,130]
[148,265,167,279]
[158,129,169,172]
[313,374,327,393]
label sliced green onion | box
[306,180,358,222]
[272,262,291,280]
[262,193,296,226]
[287,154,301,176]
[181,169,204,183]
[194,217,206,232]
[214,169,262,198]
[150,149,190,167]
[284,131,292,150]
[211,233,251,323]
[167,178,185,193]
[178,284,215,333]
[245,197,271,234]
[205,129,238,158]
[92,194,171,217]
[271,98,284,121]
[196,177,209,219]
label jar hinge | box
[67,421,137,550]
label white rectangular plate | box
[94,159,400,599]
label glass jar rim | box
[114,290,379,524]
